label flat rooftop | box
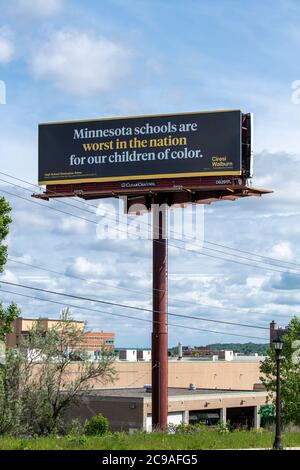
[85,387,266,399]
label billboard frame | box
[38,109,243,186]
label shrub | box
[65,435,87,448]
[170,422,206,434]
[64,419,85,436]
[84,415,109,436]
[217,421,229,434]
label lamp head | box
[272,337,283,353]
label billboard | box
[38,110,243,186]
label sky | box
[1,0,300,347]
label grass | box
[0,429,300,450]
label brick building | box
[6,317,115,353]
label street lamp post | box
[272,337,283,450]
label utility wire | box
[0,178,292,273]
[0,279,268,330]
[1,176,295,273]
[0,177,273,339]
[1,171,298,270]
[0,186,297,275]
[0,176,288,333]
[0,177,98,217]
[0,287,268,341]
[6,256,288,319]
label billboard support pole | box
[152,200,168,430]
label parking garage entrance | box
[189,409,221,426]
[226,406,255,430]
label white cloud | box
[68,256,108,277]
[1,269,18,284]
[0,30,14,64]
[15,0,64,16]
[0,132,36,182]
[8,253,33,264]
[246,276,266,289]
[30,30,132,96]
[60,217,88,234]
[187,69,300,155]
[15,210,52,228]
[271,241,293,261]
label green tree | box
[84,414,109,436]
[0,196,20,341]
[0,348,25,435]
[259,404,275,427]
[0,196,11,272]
[0,309,116,435]
[260,317,300,425]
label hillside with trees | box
[206,343,269,355]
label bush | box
[217,421,229,434]
[169,422,206,434]
[64,419,85,436]
[84,415,109,436]
[65,435,87,448]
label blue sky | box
[1,0,300,347]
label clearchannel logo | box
[120,181,156,189]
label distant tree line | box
[206,343,269,355]
[169,342,269,356]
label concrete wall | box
[119,350,137,361]
[102,360,263,390]
[17,359,264,391]
[137,350,151,361]
[143,391,267,417]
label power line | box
[7,256,155,299]
[0,186,297,275]
[0,279,268,330]
[0,177,292,273]
[203,240,300,269]
[0,181,279,333]
[0,187,98,225]
[1,171,298,270]
[0,177,98,217]
[0,287,268,341]
[0,174,272,340]
[7,256,277,318]
[0,279,150,312]
[0,171,100,211]
[0,287,156,325]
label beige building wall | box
[100,360,263,391]
[19,360,264,395]
[6,317,85,348]
[143,391,267,418]
[7,356,263,391]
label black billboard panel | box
[38,110,242,185]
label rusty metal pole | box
[152,202,168,431]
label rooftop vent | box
[189,383,196,390]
